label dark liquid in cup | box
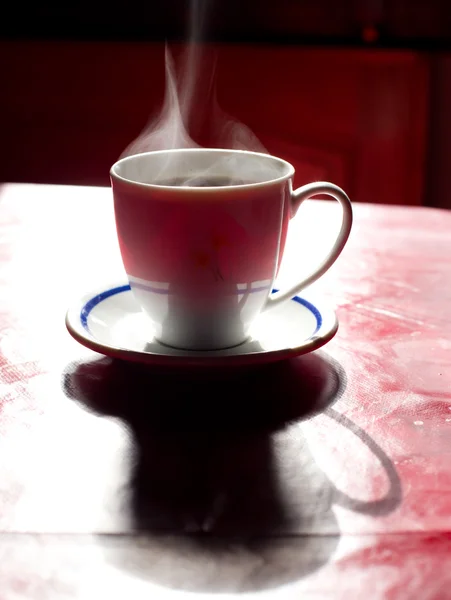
[155,176,252,187]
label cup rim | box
[110,148,295,191]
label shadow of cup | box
[63,350,400,593]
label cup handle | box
[265,181,353,309]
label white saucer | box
[66,283,338,367]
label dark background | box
[1,1,451,206]
[2,0,450,47]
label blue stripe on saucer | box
[291,295,322,333]
[80,285,322,334]
[80,284,131,330]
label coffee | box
[155,176,251,187]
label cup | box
[110,148,352,350]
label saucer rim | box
[66,283,339,367]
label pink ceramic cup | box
[110,148,352,350]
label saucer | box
[66,283,338,367]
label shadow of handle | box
[326,408,402,516]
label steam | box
[120,0,268,163]
[120,48,198,158]
[120,44,268,163]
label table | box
[0,183,450,599]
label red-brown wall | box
[0,40,430,206]
[426,54,451,209]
